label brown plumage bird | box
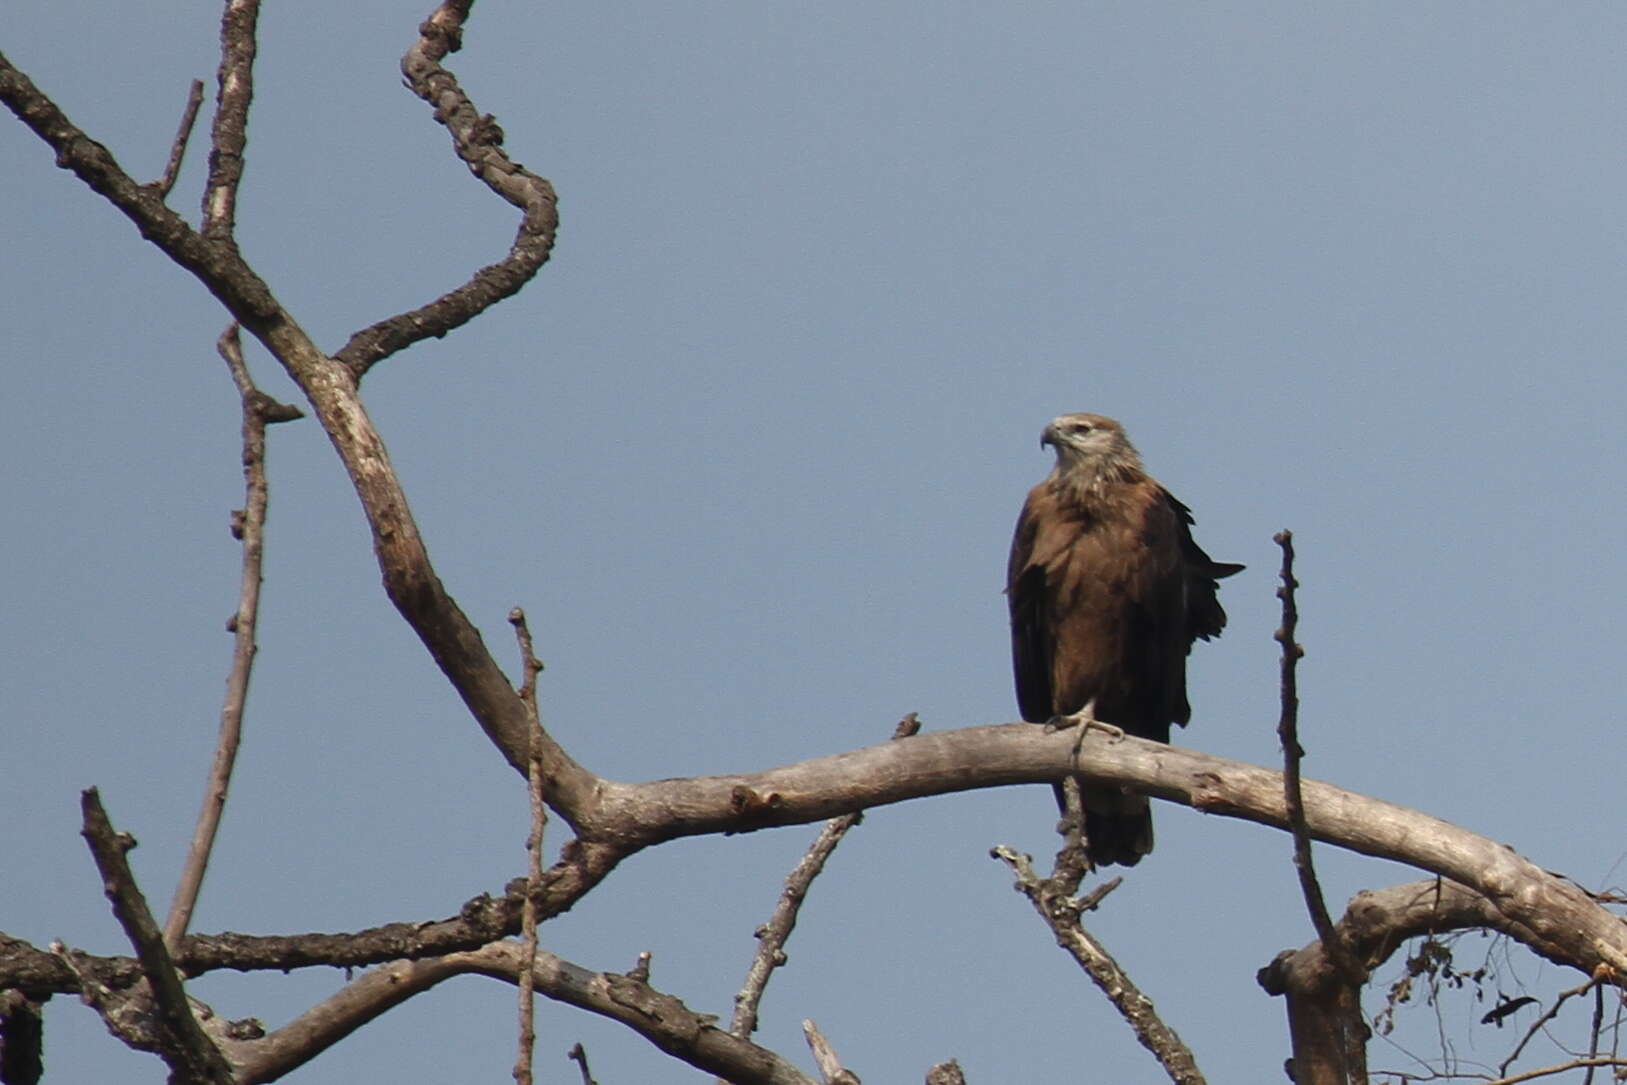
[1006,413,1242,867]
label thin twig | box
[152,79,204,199]
[1498,977,1601,1076]
[1482,1056,1627,1085]
[1274,531,1357,982]
[81,789,235,1084]
[723,713,921,1052]
[165,325,301,950]
[993,844,1205,1085]
[566,1042,599,1085]
[1584,980,1606,1085]
[509,608,548,1085]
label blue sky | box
[6,3,1627,1081]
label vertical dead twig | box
[509,608,548,1085]
[1275,531,1356,978]
[1584,981,1606,1085]
[164,325,302,950]
[152,79,204,199]
[202,0,260,239]
[82,790,235,1085]
[992,844,1204,1085]
[721,713,921,1057]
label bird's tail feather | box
[1055,782,1154,868]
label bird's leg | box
[1044,698,1124,741]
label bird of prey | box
[1006,413,1243,867]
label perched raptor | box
[1006,413,1242,867]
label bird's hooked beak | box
[1040,422,1059,451]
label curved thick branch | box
[11,727,1627,1005]
[584,724,1627,982]
[333,2,559,379]
[1,45,595,824]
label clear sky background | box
[6,3,1627,1082]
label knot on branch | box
[727,785,785,828]
[415,18,463,54]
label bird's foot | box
[1043,704,1124,741]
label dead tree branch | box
[802,1019,859,1084]
[1,33,593,825]
[333,1,559,379]
[164,325,302,950]
[234,943,819,1085]
[993,845,1204,1085]
[1272,531,1363,1085]
[1482,1056,1627,1085]
[725,713,922,1052]
[202,0,259,240]
[566,1042,598,1085]
[152,78,204,199]
[510,608,548,1085]
[7,728,1627,1012]
[1496,976,1604,1078]
[1261,879,1545,1085]
[80,790,235,1085]
[1274,530,1350,971]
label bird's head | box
[1040,413,1143,476]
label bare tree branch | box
[802,1019,859,1084]
[509,608,548,1085]
[164,325,302,951]
[725,713,922,1052]
[993,845,1205,1085]
[1482,1056,1627,1085]
[1,841,625,998]
[202,0,259,240]
[332,1,559,379]
[236,944,819,1085]
[1273,531,1362,1085]
[566,1042,598,1085]
[1274,531,1344,953]
[7,723,1627,1010]
[1261,879,1565,1085]
[1497,977,1603,1078]
[153,78,204,199]
[1,38,595,825]
[80,790,235,1085]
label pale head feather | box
[1041,413,1145,495]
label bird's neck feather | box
[1050,452,1144,507]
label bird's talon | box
[1087,720,1125,742]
